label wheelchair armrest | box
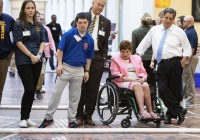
[106,75,120,81]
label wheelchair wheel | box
[97,82,119,125]
[121,118,131,128]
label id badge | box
[98,30,105,36]
[52,27,56,30]
[22,31,31,36]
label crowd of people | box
[0,0,198,128]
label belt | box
[160,57,181,63]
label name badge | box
[52,27,57,30]
[74,35,82,42]
[22,31,31,36]
[99,30,105,36]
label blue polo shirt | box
[185,26,198,55]
[0,13,15,59]
[13,21,45,66]
[58,28,94,67]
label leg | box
[156,60,182,117]
[9,53,16,76]
[0,57,10,104]
[84,59,104,119]
[36,59,47,99]
[49,50,55,70]
[132,83,145,115]
[68,68,84,122]
[17,63,42,120]
[45,75,68,120]
[185,55,199,104]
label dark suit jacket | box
[86,12,111,59]
[73,12,111,59]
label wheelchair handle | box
[107,75,120,81]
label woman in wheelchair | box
[110,40,158,119]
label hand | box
[54,51,57,56]
[180,57,189,68]
[84,72,89,82]
[150,61,154,69]
[30,54,40,64]
[56,65,64,76]
[137,77,145,83]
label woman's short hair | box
[119,40,132,51]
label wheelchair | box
[96,60,165,128]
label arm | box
[132,31,138,54]
[46,26,56,54]
[84,59,92,82]
[136,28,153,56]
[16,41,40,64]
[56,49,64,76]
[102,19,111,59]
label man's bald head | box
[183,15,194,29]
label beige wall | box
[154,0,200,43]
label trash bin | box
[195,73,200,87]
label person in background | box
[13,0,45,128]
[9,53,16,76]
[76,0,111,126]
[182,15,199,107]
[38,12,94,128]
[111,40,158,119]
[0,0,15,104]
[136,8,191,125]
[132,13,155,89]
[46,14,62,70]
[176,16,185,30]
[35,11,56,99]
[155,10,164,25]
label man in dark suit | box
[76,0,111,126]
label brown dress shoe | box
[84,119,95,125]
[76,119,84,126]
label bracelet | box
[29,53,32,57]
[151,60,154,62]
[37,52,43,56]
[85,70,90,73]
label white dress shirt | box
[136,24,192,59]
[91,12,99,51]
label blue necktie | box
[156,28,167,63]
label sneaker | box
[186,102,195,108]
[36,90,43,100]
[9,72,15,77]
[19,120,27,128]
[68,122,78,128]
[38,118,54,128]
[27,119,37,127]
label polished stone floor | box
[0,70,200,140]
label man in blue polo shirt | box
[0,0,15,104]
[182,15,199,107]
[39,12,94,128]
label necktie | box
[156,28,167,63]
[88,16,96,35]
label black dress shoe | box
[177,108,187,125]
[38,118,54,128]
[68,122,78,128]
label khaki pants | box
[45,63,84,122]
[0,56,10,104]
[36,58,46,91]
[182,55,199,104]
